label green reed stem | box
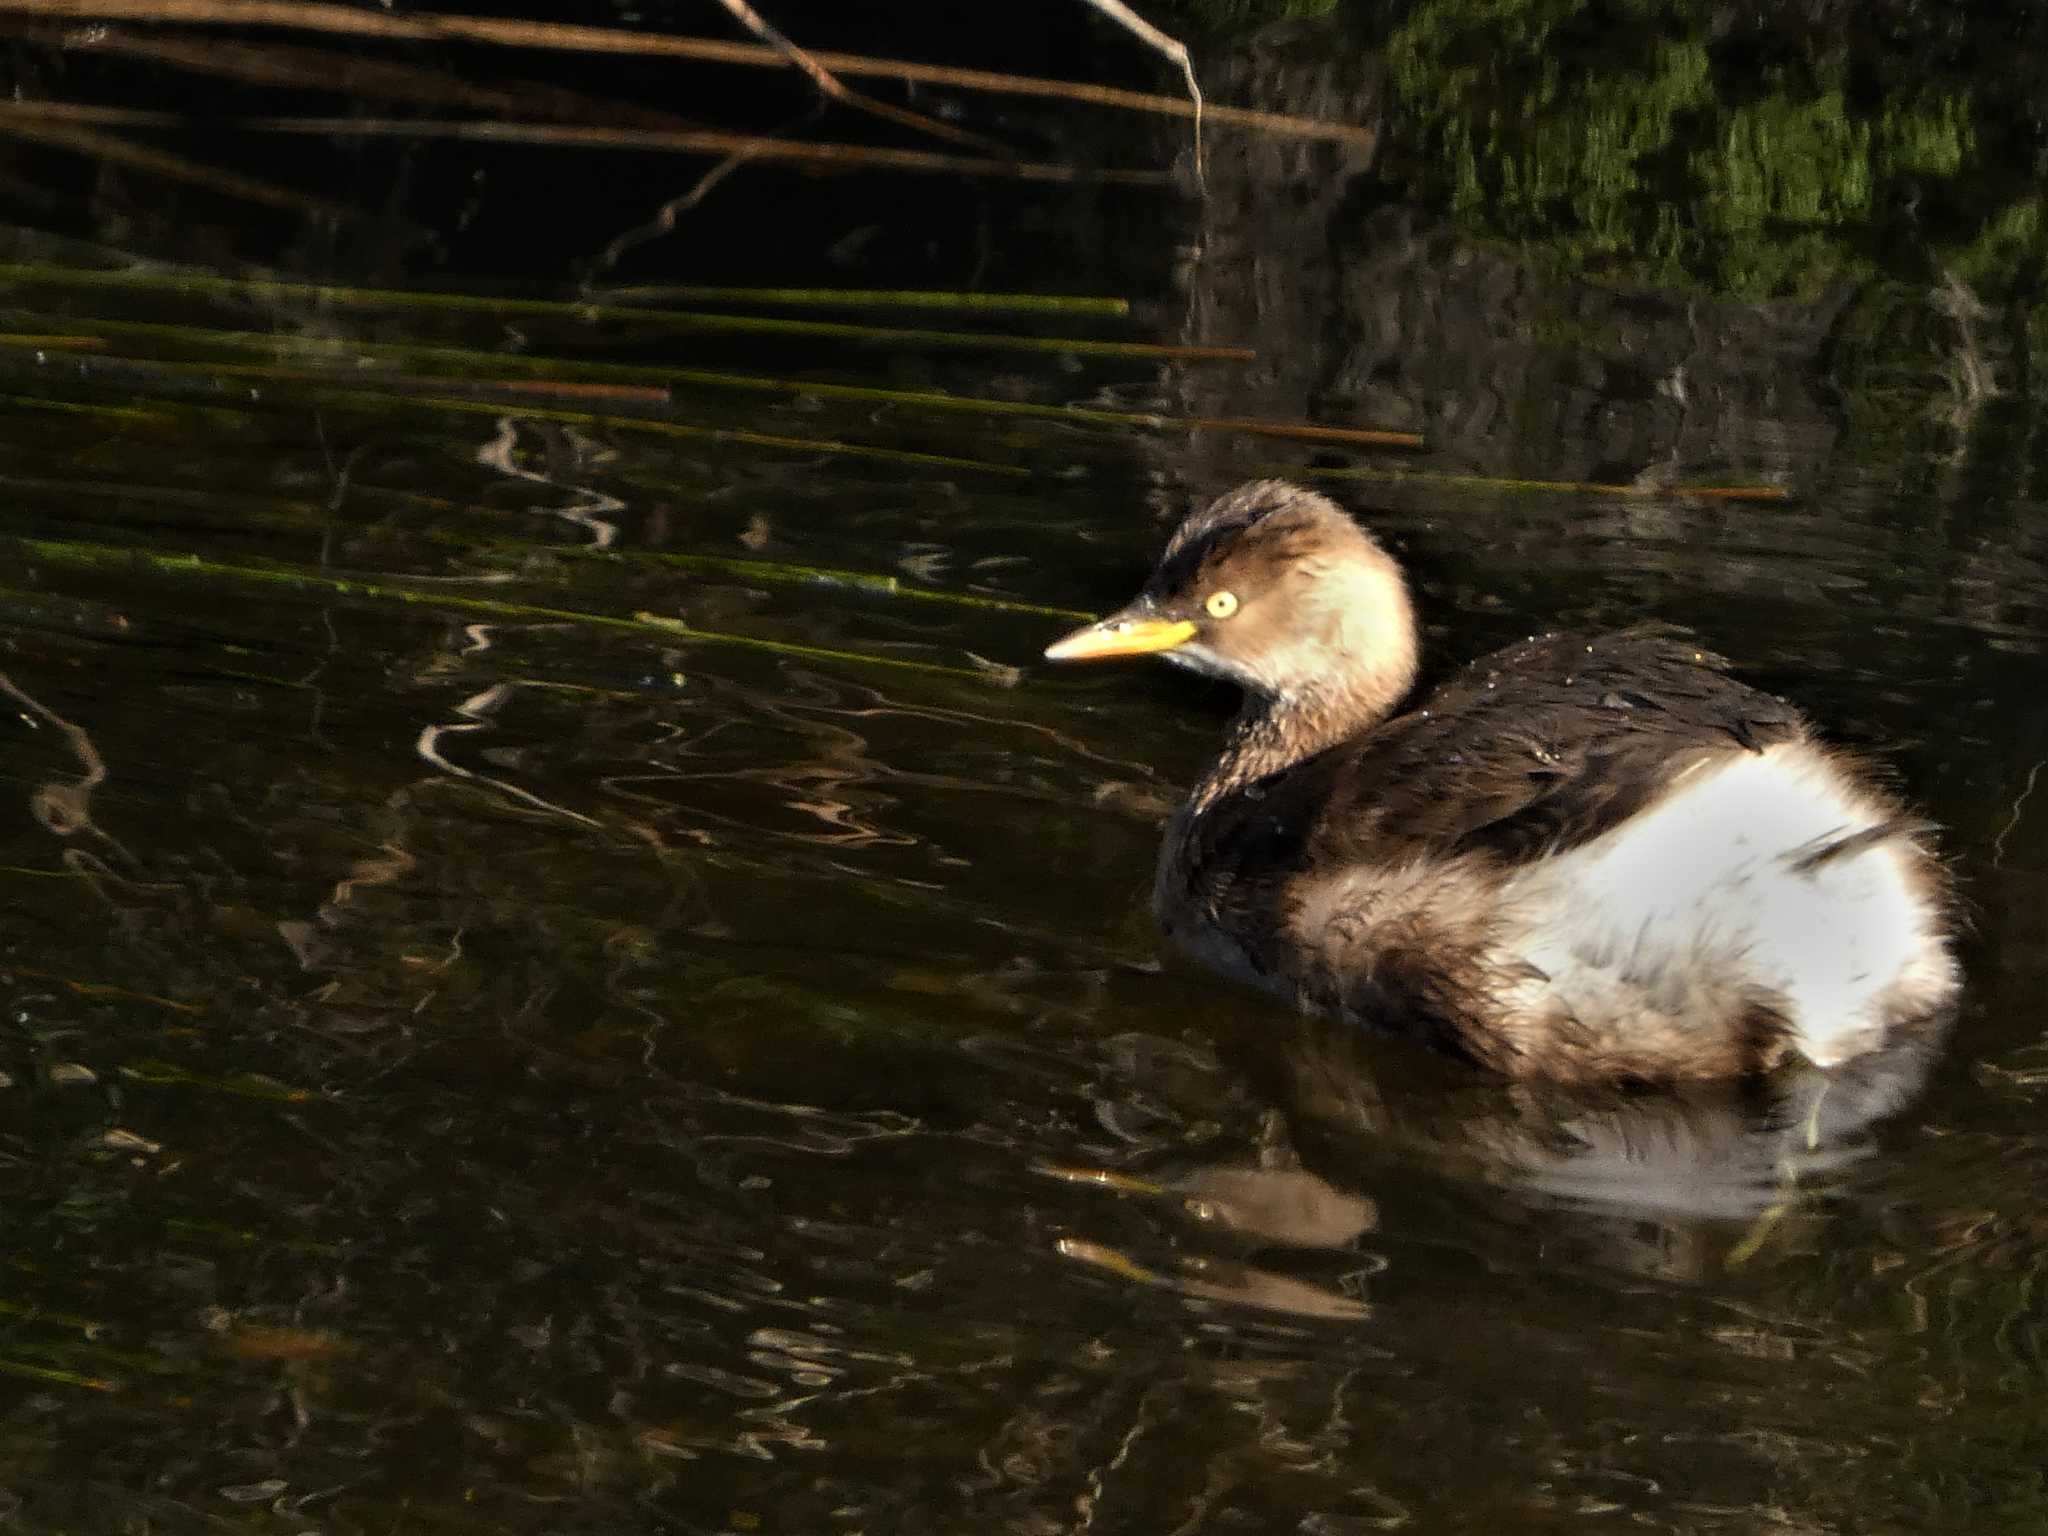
[0,472,1083,616]
[1297,463,1793,501]
[13,536,1016,683]
[0,320,1415,449]
[0,264,1251,361]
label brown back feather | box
[1300,627,1809,865]
[1169,627,1811,952]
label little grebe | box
[1045,481,1958,1083]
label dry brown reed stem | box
[0,114,354,216]
[708,0,1006,155]
[248,117,1169,183]
[1669,486,1794,502]
[86,354,676,405]
[1196,418,1421,448]
[586,287,1128,314]
[0,102,1170,184]
[46,24,702,128]
[0,332,104,349]
[0,0,1371,146]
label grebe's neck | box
[1191,680,1407,812]
[1178,513,1422,813]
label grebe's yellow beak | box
[1043,608,1196,662]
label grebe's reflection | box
[1050,1010,1946,1308]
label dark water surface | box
[1,5,2047,1531]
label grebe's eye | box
[1205,590,1239,619]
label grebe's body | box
[1046,482,1957,1083]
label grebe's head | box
[1045,481,1419,721]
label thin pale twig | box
[591,100,825,277]
[1992,757,2044,871]
[594,151,757,272]
[1075,0,1201,177]
[711,0,1008,156]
